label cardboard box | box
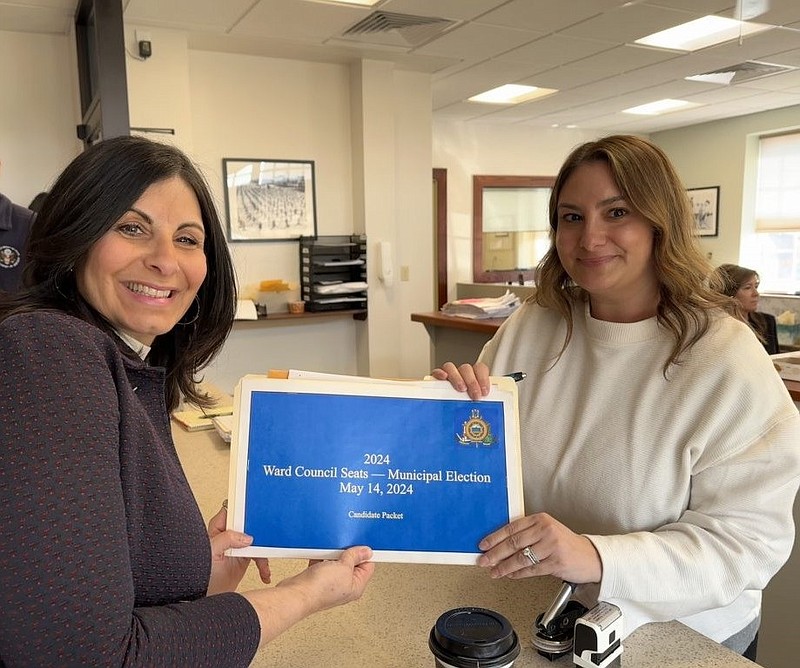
[771,352,800,382]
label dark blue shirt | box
[0,192,34,294]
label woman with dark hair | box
[0,136,373,667]
[433,135,799,661]
[712,263,779,354]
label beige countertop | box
[172,419,762,668]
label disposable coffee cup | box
[428,607,520,668]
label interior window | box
[744,131,800,293]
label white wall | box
[432,121,606,301]
[187,48,355,293]
[124,26,194,152]
[122,28,435,389]
[652,105,800,266]
[0,29,81,205]
[185,48,360,392]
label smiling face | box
[555,161,660,322]
[76,177,207,345]
[735,275,760,313]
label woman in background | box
[713,263,779,354]
[433,135,799,661]
[0,136,373,667]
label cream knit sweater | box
[479,300,800,643]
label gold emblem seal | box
[457,409,495,446]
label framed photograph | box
[687,186,719,237]
[222,158,317,242]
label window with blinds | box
[755,132,800,232]
[741,131,800,293]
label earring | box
[54,267,74,301]
[178,295,201,326]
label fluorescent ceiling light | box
[622,99,701,115]
[634,15,770,52]
[468,84,557,104]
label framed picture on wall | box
[222,158,317,242]
[687,186,719,237]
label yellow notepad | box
[172,405,234,432]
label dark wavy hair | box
[534,135,732,374]
[0,135,236,410]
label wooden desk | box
[410,311,507,335]
[412,312,800,401]
[171,421,763,668]
[411,311,503,368]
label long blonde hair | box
[534,135,732,374]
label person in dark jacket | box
[0,165,35,293]
[713,263,779,354]
[0,136,373,667]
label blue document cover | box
[227,375,523,564]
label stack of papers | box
[172,405,234,432]
[440,290,521,320]
[313,281,368,295]
[771,352,800,381]
[212,414,234,442]
[234,299,258,320]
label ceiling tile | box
[477,0,623,33]
[0,4,72,34]
[125,0,255,31]
[230,0,366,40]
[413,22,540,59]
[494,33,616,68]
[701,26,800,63]
[432,60,544,107]
[560,3,700,43]
[639,1,739,14]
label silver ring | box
[221,499,228,510]
[522,545,540,566]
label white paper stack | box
[234,299,258,320]
[440,290,521,320]
[771,352,800,382]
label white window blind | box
[755,131,800,231]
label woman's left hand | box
[207,503,272,595]
[477,512,602,585]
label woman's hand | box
[430,361,491,401]
[207,504,271,595]
[478,513,602,585]
[242,546,375,646]
[276,546,375,615]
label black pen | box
[504,372,527,382]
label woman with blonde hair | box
[434,135,799,661]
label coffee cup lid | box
[428,607,520,668]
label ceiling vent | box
[338,11,456,48]
[685,60,797,85]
